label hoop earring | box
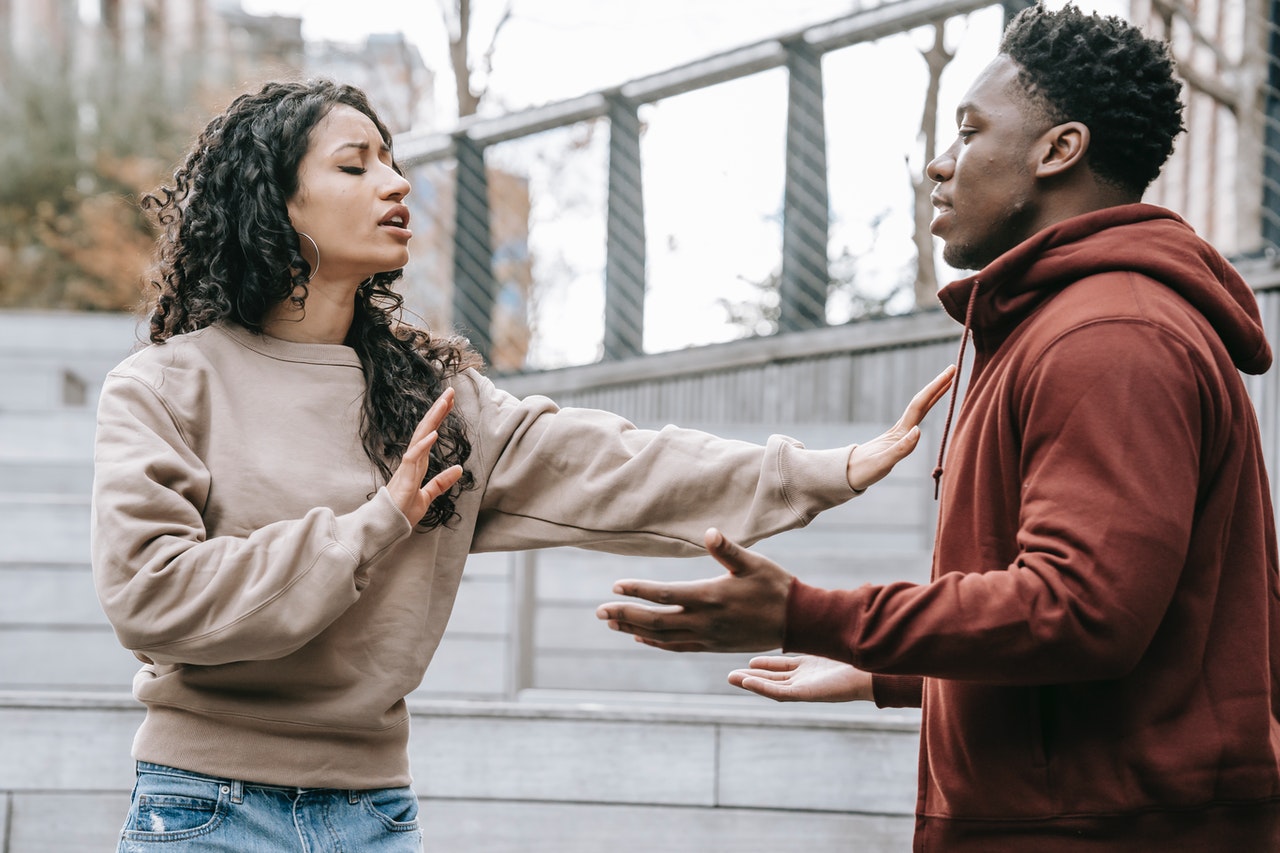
[298,231,320,279]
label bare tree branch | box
[911,21,955,308]
[481,1,514,77]
[438,0,510,118]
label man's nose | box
[926,152,953,184]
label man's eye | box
[958,129,976,143]
[339,166,366,175]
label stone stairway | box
[0,311,144,695]
[0,309,926,852]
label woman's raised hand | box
[386,387,464,526]
[845,364,955,492]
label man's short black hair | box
[1001,3,1185,194]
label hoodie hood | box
[937,204,1272,374]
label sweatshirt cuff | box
[776,441,859,522]
[871,674,923,709]
[782,575,861,663]
[334,487,413,587]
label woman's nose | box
[382,165,411,200]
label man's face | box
[927,55,1049,271]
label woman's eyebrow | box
[328,140,392,156]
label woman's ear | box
[1036,121,1089,178]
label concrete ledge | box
[0,691,920,852]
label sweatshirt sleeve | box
[784,320,1205,685]
[462,371,858,555]
[91,372,412,667]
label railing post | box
[779,40,830,334]
[604,94,647,360]
[452,134,496,362]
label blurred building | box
[0,0,532,368]
[1127,0,1272,258]
[307,32,436,135]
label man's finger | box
[607,579,699,605]
[635,637,711,653]
[705,528,765,577]
[596,601,684,626]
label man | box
[596,4,1280,851]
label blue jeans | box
[117,762,424,852]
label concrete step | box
[0,457,94,494]
[0,410,98,459]
[0,310,140,413]
[0,495,90,564]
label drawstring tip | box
[931,466,943,501]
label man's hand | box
[596,528,792,653]
[387,387,464,526]
[729,654,873,703]
[847,364,955,492]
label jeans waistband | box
[135,761,365,801]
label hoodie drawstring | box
[932,281,979,500]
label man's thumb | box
[705,527,748,576]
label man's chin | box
[942,245,984,272]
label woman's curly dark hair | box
[142,79,479,529]
[1001,3,1185,195]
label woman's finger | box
[409,388,455,445]
[420,464,463,503]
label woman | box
[91,79,951,851]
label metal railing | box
[393,0,1280,372]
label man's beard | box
[942,198,1035,272]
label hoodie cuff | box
[871,674,923,709]
[783,576,861,663]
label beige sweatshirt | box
[91,322,856,788]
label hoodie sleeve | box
[785,319,1207,684]
[461,371,858,555]
[91,373,412,667]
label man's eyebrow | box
[954,101,982,124]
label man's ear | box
[1035,121,1089,178]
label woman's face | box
[286,104,413,285]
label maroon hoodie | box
[786,205,1280,851]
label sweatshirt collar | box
[216,322,364,369]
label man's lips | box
[929,196,952,235]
